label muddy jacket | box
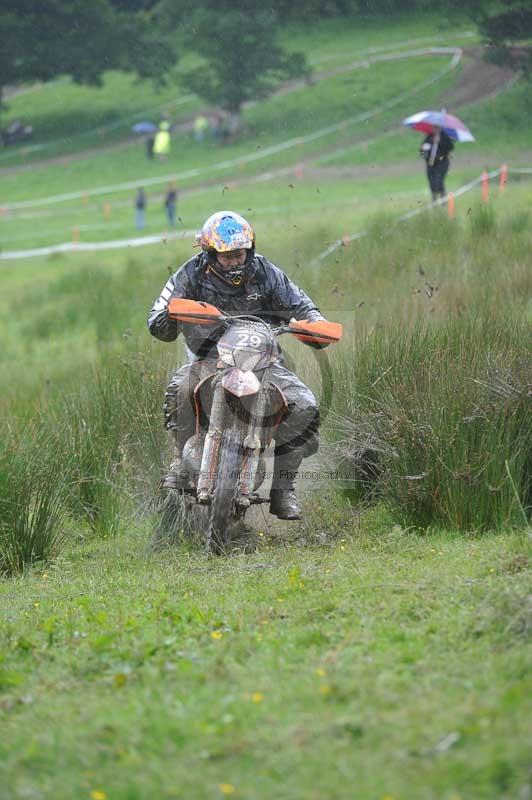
[148,253,324,358]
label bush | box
[325,314,532,531]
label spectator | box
[135,188,146,231]
[420,126,454,202]
[153,120,171,161]
[211,112,224,142]
[164,183,178,227]
[193,115,209,143]
[146,134,155,160]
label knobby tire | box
[207,424,244,554]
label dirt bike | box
[164,298,342,554]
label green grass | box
[1,185,531,394]
[0,71,197,157]
[2,65,530,253]
[3,156,529,254]
[327,314,532,530]
[0,12,531,796]
[0,170,431,250]
[318,81,532,170]
[0,53,455,207]
[286,10,472,64]
[0,425,70,576]
[1,514,530,799]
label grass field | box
[0,9,531,800]
[1,517,531,800]
[1,53,456,204]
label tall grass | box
[49,348,169,534]
[0,347,171,572]
[2,200,531,571]
[0,425,70,575]
[326,314,532,531]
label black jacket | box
[420,131,454,163]
[148,252,324,357]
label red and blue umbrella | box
[403,110,475,142]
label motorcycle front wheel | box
[206,424,244,554]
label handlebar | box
[167,298,342,344]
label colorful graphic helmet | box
[200,210,255,253]
[199,211,256,286]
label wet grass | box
[1,514,530,799]
[0,13,530,798]
[0,54,453,205]
[327,314,532,530]
[1,198,531,574]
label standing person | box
[193,115,209,143]
[164,183,177,227]
[147,210,334,520]
[146,133,155,160]
[211,111,223,142]
[420,125,454,202]
[135,187,146,231]
[153,120,171,161]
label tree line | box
[1,0,529,120]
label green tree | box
[478,2,532,75]
[0,0,177,113]
[165,0,307,115]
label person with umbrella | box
[132,122,158,160]
[420,125,454,202]
[403,110,474,203]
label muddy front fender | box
[221,368,261,397]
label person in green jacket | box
[153,120,171,161]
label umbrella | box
[132,121,157,134]
[403,110,475,142]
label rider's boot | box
[161,440,189,492]
[269,450,304,520]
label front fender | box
[221,368,261,397]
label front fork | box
[196,374,267,506]
[238,389,268,506]
[197,380,226,504]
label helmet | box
[199,211,256,286]
[200,210,255,253]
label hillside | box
[0,10,531,800]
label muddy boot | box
[269,451,304,520]
[160,448,188,492]
[269,488,301,520]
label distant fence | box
[0,229,198,261]
[314,167,532,263]
[1,169,530,262]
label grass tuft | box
[0,427,69,575]
[326,314,532,531]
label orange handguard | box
[288,319,343,345]
[168,298,223,325]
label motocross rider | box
[147,210,331,520]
